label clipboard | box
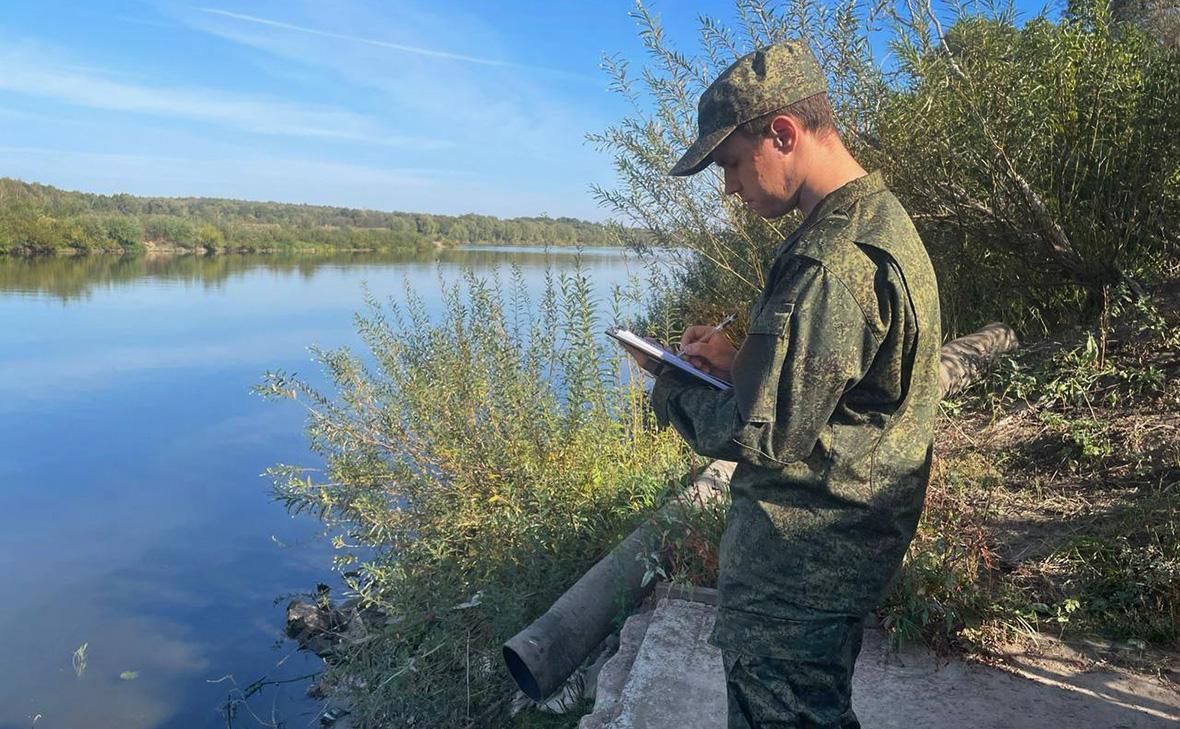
[606,327,732,391]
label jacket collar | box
[775,171,885,257]
[802,170,884,226]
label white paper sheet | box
[606,327,733,391]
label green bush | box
[879,1,1180,334]
[592,0,1180,338]
[257,265,689,726]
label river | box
[0,246,646,729]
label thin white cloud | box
[196,6,599,82]
[199,7,516,67]
[175,4,605,165]
[0,45,451,149]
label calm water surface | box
[0,247,643,729]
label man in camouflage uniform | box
[625,41,941,728]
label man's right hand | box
[679,325,737,380]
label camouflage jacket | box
[650,172,941,656]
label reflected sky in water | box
[0,247,646,729]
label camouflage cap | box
[669,41,827,177]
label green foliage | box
[643,476,729,589]
[1001,463,1180,645]
[256,265,688,727]
[195,223,224,252]
[931,293,1180,647]
[1038,412,1115,465]
[1111,0,1180,47]
[884,426,1176,651]
[0,177,619,255]
[880,0,1180,334]
[593,0,1180,338]
[1049,528,1180,643]
[969,287,1175,422]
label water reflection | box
[0,246,631,301]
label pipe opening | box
[503,645,542,701]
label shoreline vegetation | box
[0,177,622,257]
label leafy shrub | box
[879,1,1180,333]
[592,0,1180,338]
[257,265,688,726]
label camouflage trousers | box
[719,615,864,729]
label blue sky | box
[0,1,1059,220]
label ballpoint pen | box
[677,313,736,356]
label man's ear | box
[769,114,799,152]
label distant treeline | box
[0,178,618,255]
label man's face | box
[711,128,800,219]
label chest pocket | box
[730,302,794,424]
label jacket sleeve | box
[649,262,881,469]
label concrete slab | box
[593,597,726,729]
[579,607,655,729]
[583,594,1180,729]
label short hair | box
[736,92,835,138]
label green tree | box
[877,0,1180,332]
[1111,0,1180,46]
[101,215,144,249]
[195,223,224,252]
[0,176,624,256]
[592,0,1180,337]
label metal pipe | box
[939,322,1019,397]
[503,462,733,701]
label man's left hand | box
[621,339,664,377]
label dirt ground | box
[926,279,1180,687]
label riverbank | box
[0,238,626,257]
[260,274,1179,727]
[0,237,565,257]
[0,177,622,257]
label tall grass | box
[257,262,689,727]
